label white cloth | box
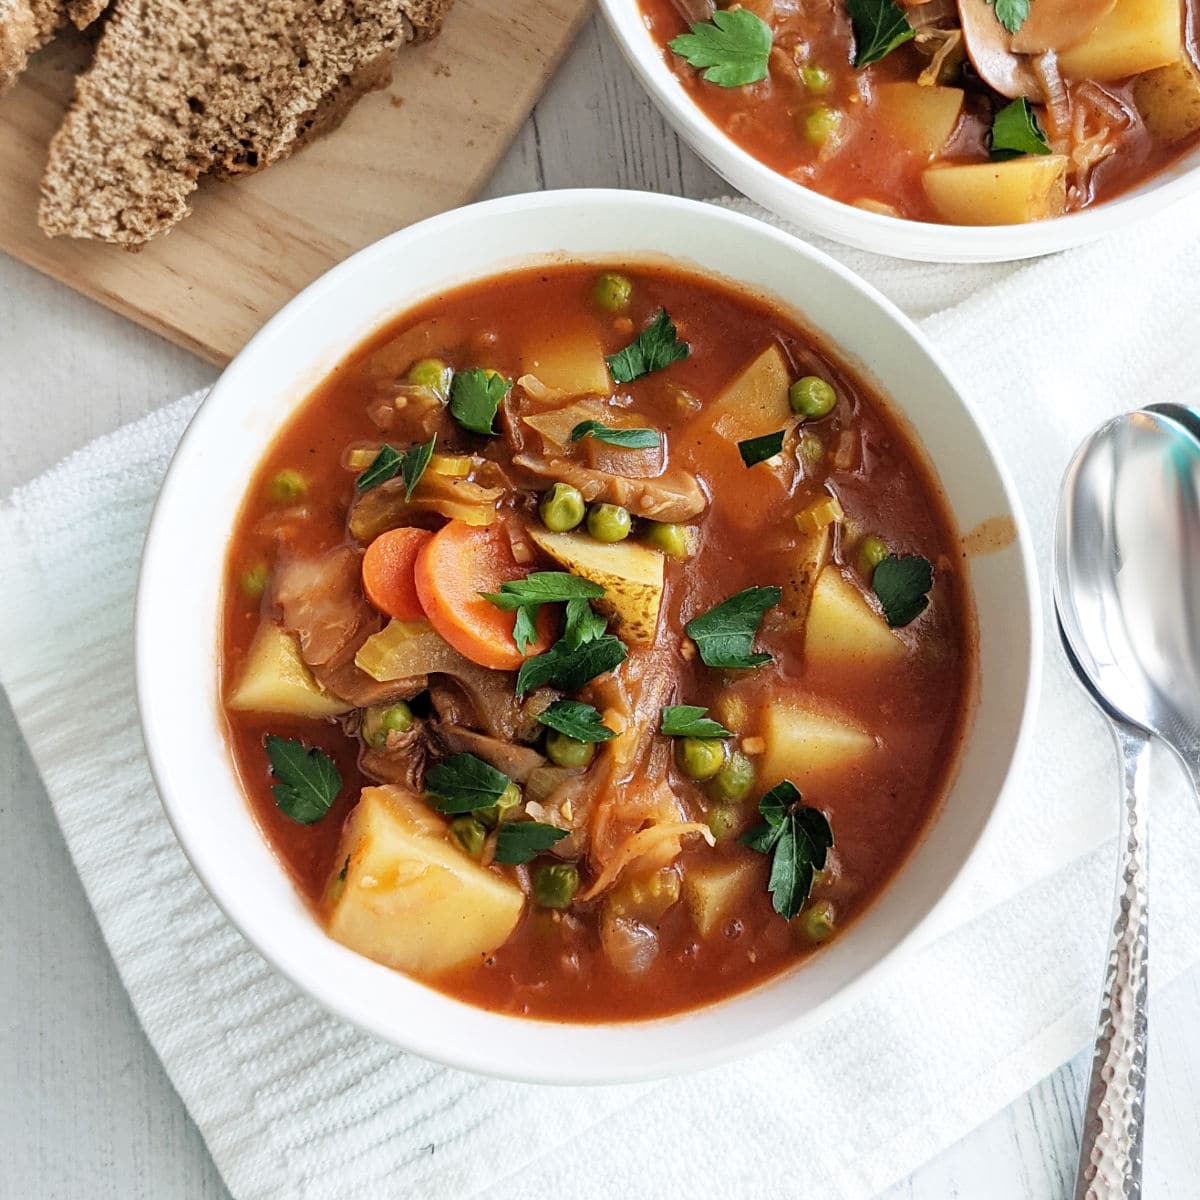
[3,196,1200,1200]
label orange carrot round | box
[362,527,433,621]
[414,521,555,670]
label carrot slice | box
[414,520,555,670]
[362,528,433,620]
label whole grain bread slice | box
[0,0,108,93]
[39,0,452,246]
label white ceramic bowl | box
[136,190,1040,1083]
[598,0,1200,263]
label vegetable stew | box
[641,0,1200,225]
[220,262,976,1021]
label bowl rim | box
[135,188,1042,1083]
[596,0,1200,263]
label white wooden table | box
[2,14,1199,1198]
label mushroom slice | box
[956,0,1040,98]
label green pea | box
[362,701,414,747]
[240,562,269,600]
[802,900,836,942]
[545,730,596,769]
[860,535,890,575]
[408,357,452,394]
[266,469,307,504]
[534,862,580,909]
[801,64,831,94]
[678,737,726,781]
[479,781,522,828]
[705,804,740,842]
[643,520,691,561]
[593,272,633,313]
[539,483,586,532]
[789,376,838,420]
[713,751,754,803]
[802,106,844,147]
[586,503,632,544]
[450,815,487,859]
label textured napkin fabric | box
[5,196,1200,1200]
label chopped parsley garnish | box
[684,585,781,669]
[356,444,401,492]
[739,782,834,920]
[356,434,439,498]
[482,573,606,656]
[986,0,1029,34]
[264,735,341,825]
[449,368,511,437]
[569,421,661,449]
[425,752,512,814]
[659,705,733,738]
[606,309,690,384]
[563,597,608,649]
[537,699,617,743]
[846,0,914,68]
[990,97,1051,161]
[494,821,570,865]
[872,553,933,628]
[737,429,785,468]
[516,632,628,697]
[667,9,773,88]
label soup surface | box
[640,0,1200,225]
[220,262,975,1021]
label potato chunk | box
[922,157,1068,226]
[1133,56,1200,141]
[708,344,792,443]
[226,622,351,718]
[759,702,876,792]
[684,857,759,938]
[528,527,665,644]
[326,786,525,975]
[805,568,905,667]
[1058,0,1182,82]
[521,323,611,396]
[779,525,832,631]
[878,83,965,157]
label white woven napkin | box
[4,196,1200,1200]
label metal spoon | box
[1054,408,1200,1198]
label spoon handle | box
[1074,722,1151,1200]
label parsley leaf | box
[667,9,773,87]
[358,434,439,498]
[516,633,628,696]
[563,597,608,650]
[987,0,1029,34]
[990,97,1050,161]
[511,606,538,656]
[425,752,512,814]
[737,429,785,468]
[449,368,511,437]
[846,0,914,68]
[569,421,661,449]
[606,309,690,384]
[264,735,341,825]
[537,699,617,743]
[660,705,734,738]
[739,782,833,919]
[481,572,605,610]
[872,553,933,628]
[494,821,570,865]
[684,585,781,669]
[356,444,402,492]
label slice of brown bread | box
[0,0,108,93]
[39,0,452,246]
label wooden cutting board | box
[0,0,592,365]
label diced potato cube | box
[226,623,351,718]
[1133,56,1200,141]
[684,857,760,938]
[1058,0,1182,82]
[779,525,832,631]
[527,528,665,645]
[759,702,876,792]
[521,324,611,397]
[326,786,525,974]
[878,83,965,157]
[923,157,1068,226]
[805,568,905,667]
[709,344,792,443]
[794,494,844,535]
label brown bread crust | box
[0,0,109,94]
